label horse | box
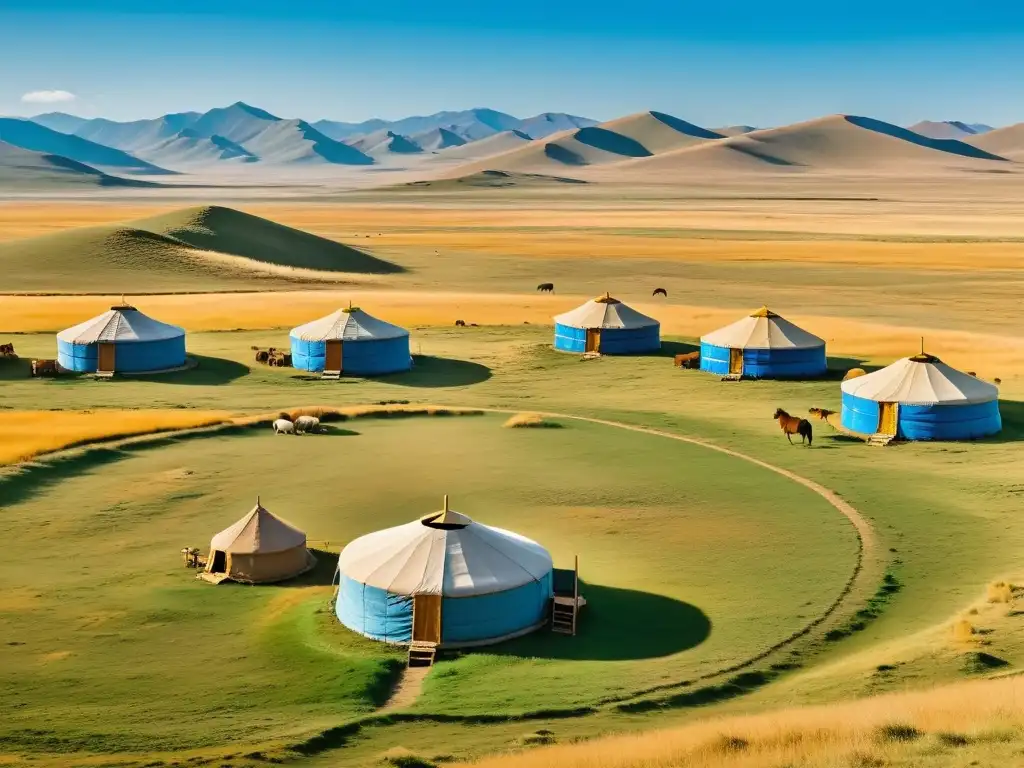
[773,409,813,445]
[652,288,668,297]
[808,407,836,421]
[537,283,554,293]
[674,351,700,368]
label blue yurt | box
[841,353,1001,440]
[700,307,826,378]
[289,306,410,375]
[56,303,186,374]
[336,497,554,648]
[553,293,660,354]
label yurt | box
[289,305,410,375]
[553,293,660,354]
[841,353,1001,440]
[336,497,554,648]
[56,303,186,374]
[700,307,826,378]
[203,499,314,584]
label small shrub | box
[711,735,749,752]
[951,619,977,643]
[987,581,1014,604]
[515,731,556,746]
[962,651,1009,673]
[935,732,971,747]
[378,748,437,768]
[503,413,563,429]
[875,664,897,673]
[875,723,922,743]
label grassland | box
[0,415,855,752]
[2,186,1024,767]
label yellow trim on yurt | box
[593,292,621,304]
[749,306,778,318]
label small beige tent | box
[203,499,314,584]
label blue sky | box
[2,0,1024,126]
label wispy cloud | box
[21,90,77,104]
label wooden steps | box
[721,373,743,382]
[551,596,577,635]
[408,641,437,667]
[867,433,895,447]
[320,370,341,380]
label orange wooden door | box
[585,329,601,353]
[878,402,898,435]
[325,340,342,371]
[729,348,743,375]
[412,594,442,644]
[97,343,116,372]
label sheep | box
[294,415,320,434]
[272,418,295,435]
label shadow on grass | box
[652,340,700,358]
[148,355,250,385]
[279,549,339,587]
[0,358,32,381]
[984,399,1024,444]
[823,356,882,381]
[488,584,710,661]
[389,356,492,388]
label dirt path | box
[379,665,431,713]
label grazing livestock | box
[0,342,16,357]
[773,408,813,445]
[455,319,467,327]
[995,378,1002,385]
[31,359,58,377]
[808,407,836,420]
[294,415,321,434]
[674,351,701,369]
[652,288,668,297]
[537,283,554,293]
[272,418,295,435]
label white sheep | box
[295,415,320,434]
[272,418,295,435]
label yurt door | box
[97,342,116,373]
[585,329,601,353]
[325,340,343,372]
[412,594,442,644]
[878,402,899,436]
[729,348,743,375]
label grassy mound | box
[0,205,403,293]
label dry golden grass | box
[258,404,484,424]
[987,581,1015,604]
[467,676,1024,768]
[503,413,562,429]
[0,410,232,466]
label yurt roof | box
[701,306,824,350]
[56,304,185,344]
[210,500,307,554]
[841,354,999,406]
[554,293,658,330]
[290,306,408,342]
[337,498,552,597]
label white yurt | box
[289,306,410,375]
[553,293,660,354]
[335,496,553,647]
[700,306,826,378]
[841,353,1001,440]
[56,303,186,374]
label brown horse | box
[773,408,813,445]
[652,287,668,297]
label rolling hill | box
[606,114,1013,177]
[713,124,759,136]
[70,112,201,151]
[0,118,170,174]
[435,129,534,159]
[345,130,423,156]
[440,112,728,175]
[908,120,992,140]
[0,205,402,293]
[134,130,257,166]
[236,119,373,165]
[965,123,1024,160]
[411,126,467,151]
[400,169,588,190]
[0,141,159,189]
[518,112,597,138]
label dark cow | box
[455,320,467,327]
[537,283,554,293]
[652,288,668,297]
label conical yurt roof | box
[841,354,998,406]
[554,293,658,330]
[701,306,824,350]
[57,304,184,344]
[210,500,307,554]
[337,496,552,597]
[290,306,408,342]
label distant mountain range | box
[1,103,1021,189]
